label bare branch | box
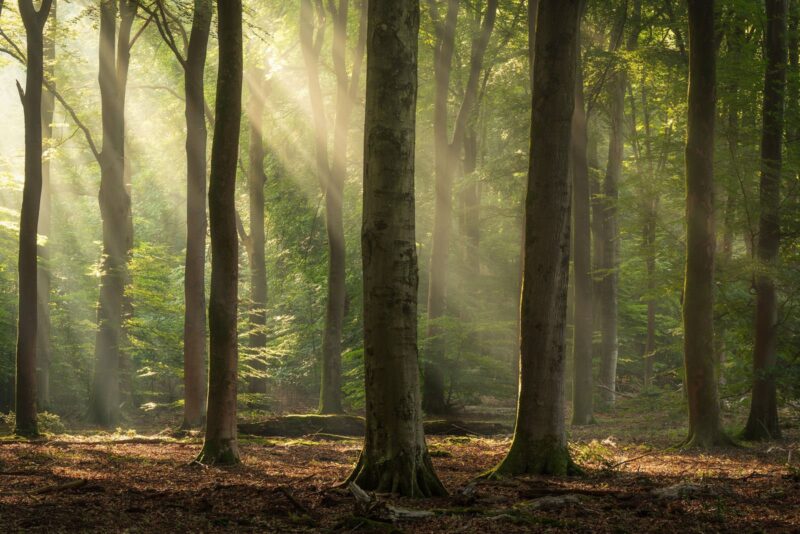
[16,79,24,107]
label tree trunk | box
[491,0,581,477]
[683,0,730,448]
[743,0,786,441]
[597,65,623,409]
[571,35,594,426]
[197,0,243,465]
[182,0,212,430]
[423,0,459,415]
[346,0,446,497]
[91,0,136,427]
[300,0,366,414]
[37,0,56,412]
[15,0,53,438]
[246,69,268,395]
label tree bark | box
[571,29,594,426]
[742,0,786,441]
[490,0,581,477]
[346,0,446,497]
[181,0,212,430]
[37,0,56,412]
[15,0,54,438]
[246,69,268,395]
[197,0,243,465]
[91,0,137,427]
[683,0,730,448]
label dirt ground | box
[1,403,799,532]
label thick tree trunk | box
[197,0,243,465]
[182,0,212,430]
[571,40,594,426]
[346,0,446,497]
[491,0,581,477]
[246,69,268,395]
[37,0,56,412]
[743,0,786,441]
[91,0,136,427]
[15,0,53,438]
[683,0,730,448]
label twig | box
[276,486,315,518]
[594,384,636,399]
[32,478,87,494]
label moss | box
[488,436,575,477]
[196,438,241,465]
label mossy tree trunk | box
[743,0,786,441]
[491,0,581,477]
[15,0,54,438]
[346,0,446,497]
[682,0,730,449]
[197,0,243,465]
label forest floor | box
[0,395,799,532]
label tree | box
[196,0,243,465]
[14,0,54,437]
[181,0,212,430]
[571,4,593,426]
[244,68,269,394]
[141,0,213,429]
[299,0,367,414]
[91,0,138,427]
[682,0,730,449]
[490,0,581,476]
[423,0,498,415]
[346,0,446,497]
[742,0,786,441]
[37,0,56,412]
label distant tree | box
[489,0,581,476]
[743,0,786,441]
[682,0,730,448]
[346,0,446,496]
[37,0,56,412]
[571,0,593,426]
[243,68,269,394]
[91,0,138,427]
[196,0,243,465]
[423,0,498,415]
[299,0,367,414]
[14,0,54,438]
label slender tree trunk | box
[15,0,54,438]
[571,33,594,426]
[196,0,243,465]
[346,0,446,497]
[683,0,730,448]
[597,66,623,408]
[37,0,56,412]
[491,0,581,477]
[91,0,136,426]
[300,0,366,414]
[423,0,459,415]
[182,0,212,430]
[743,0,786,441]
[246,69,268,395]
